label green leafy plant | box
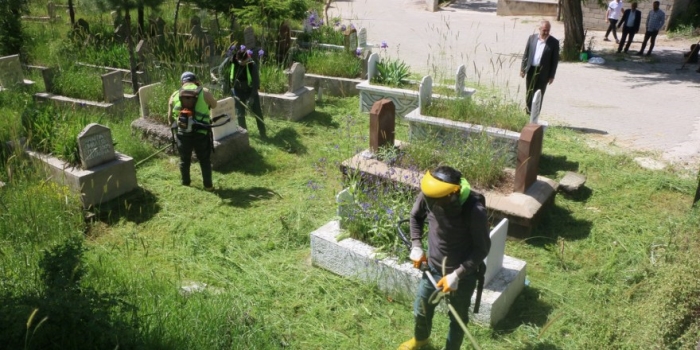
[373,58,411,88]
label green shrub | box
[373,58,411,88]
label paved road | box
[329,0,700,167]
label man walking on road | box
[637,1,666,56]
[604,0,624,43]
[617,2,642,53]
[520,20,559,114]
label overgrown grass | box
[51,64,105,101]
[423,95,528,132]
[293,48,361,78]
[259,61,287,94]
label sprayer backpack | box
[177,86,203,132]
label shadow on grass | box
[539,154,580,178]
[303,109,340,128]
[92,187,161,225]
[518,342,563,350]
[526,203,593,246]
[0,237,177,350]
[263,126,308,155]
[216,147,277,175]
[560,186,593,202]
[494,286,554,334]
[215,186,281,207]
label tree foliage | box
[0,0,28,56]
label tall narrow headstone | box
[344,27,358,54]
[514,123,544,193]
[360,49,372,80]
[0,55,25,88]
[367,53,379,81]
[419,75,433,111]
[530,89,543,124]
[138,82,161,118]
[484,218,507,286]
[277,21,292,63]
[208,19,219,35]
[244,26,256,49]
[358,27,367,48]
[336,188,355,220]
[77,123,117,169]
[47,2,56,19]
[369,99,396,153]
[209,97,238,141]
[455,64,466,95]
[286,62,305,94]
[101,70,123,103]
[40,67,56,93]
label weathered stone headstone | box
[286,62,305,94]
[358,27,367,48]
[530,89,542,124]
[136,39,151,64]
[559,171,587,193]
[47,2,56,19]
[367,52,379,81]
[40,67,56,93]
[101,70,123,103]
[209,97,238,141]
[138,82,160,118]
[190,23,206,47]
[303,17,313,33]
[150,17,165,37]
[208,19,219,35]
[77,123,116,169]
[455,64,466,95]
[344,28,358,54]
[514,123,544,193]
[0,55,24,88]
[72,18,90,40]
[336,188,355,221]
[419,75,433,111]
[114,23,127,43]
[369,99,396,153]
[189,16,201,28]
[244,26,256,49]
[276,21,292,63]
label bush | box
[373,58,411,88]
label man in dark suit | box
[520,20,559,114]
[617,2,641,53]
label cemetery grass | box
[2,94,700,348]
[293,49,362,78]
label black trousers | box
[605,19,619,41]
[525,66,548,113]
[618,26,636,53]
[176,132,212,188]
[639,30,659,54]
[232,89,266,137]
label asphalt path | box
[329,0,700,167]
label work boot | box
[397,337,430,350]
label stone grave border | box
[339,142,558,238]
[310,218,526,326]
[258,62,315,121]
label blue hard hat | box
[181,71,197,83]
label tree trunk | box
[560,0,584,61]
[137,2,145,39]
[68,0,75,25]
[124,11,140,94]
[174,0,181,38]
[324,0,332,27]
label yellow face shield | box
[420,171,461,198]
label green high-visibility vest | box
[171,83,210,135]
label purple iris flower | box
[226,44,236,56]
[355,48,362,57]
[334,21,340,27]
[350,24,355,29]
[258,49,265,57]
[340,24,346,31]
[240,44,246,52]
[246,49,253,56]
[381,41,388,49]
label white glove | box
[409,247,426,268]
[437,271,460,292]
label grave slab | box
[310,219,526,326]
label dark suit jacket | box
[617,9,642,33]
[520,34,560,82]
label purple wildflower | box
[246,49,253,56]
[240,44,246,52]
[258,49,265,57]
[381,40,388,49]
[334,20,340,27]
[355,48,362,57]
[340,24,346,31]
[319,19,324,26]
[226,44,236,56]
[350,24,355,29]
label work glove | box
[437,271,460,293]
[409,247,426,269]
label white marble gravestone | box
[138,82,161,118]
[455,64,466,95]
[0,55,25,88]
[419,76,433,111]
[286,62,306,95]
[209,97,238,141]
[484,218,507,286]
[77,123,116,169]
[358,28,367,48]
[530,89,542,124]
[367,53,379,81]
[101,70,123,103]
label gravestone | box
[303,16,313,32]
[150,17,165,37]
[336,188,355,221]
[190,23,206,47]
[367,53,379,81]
[530,89,542,124]
[101,70,123,103]
[455,64,466,95]
[189,16,201,28]
[40,67,56,93]
[358,27,367,48]
[369,99,396,153]
[77,123,116,169]
[138,82,160,118]
[286,62,305,94]
[244,26,256,49]
[136,39,151,65]
[419,76,433,111]
[72,18,90,41]
[344,28,358,54]
[277,22,292,63]
[360,49,372,80]
[0,55,24,88]
[47,2,56,19]
[208,19,219,35]
[484,218,507,286]
[209,97,238,141]
[514,123,544,193]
